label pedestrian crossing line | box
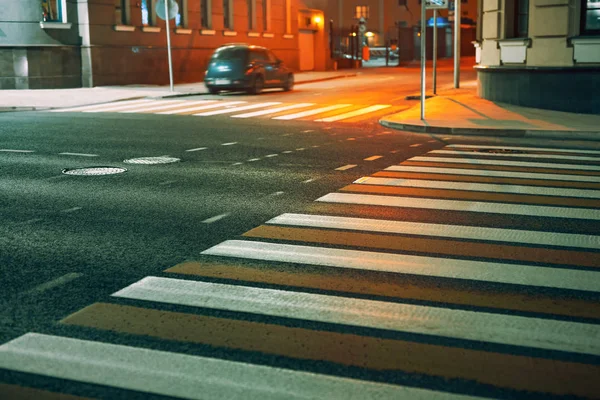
[167,260,600,320]
[447,144,600,155]
[315,105,391,122]
[431,149,600,162]
[398,161,600,176]
[408,156,600,171]
[0,383,93,400]
[120,99,212,114]
[272,104,352,120]
[82,99,178,113]
[193,102,282,116]
[1,333,474,400]
[112,276,600,355]
[242,224,600,268]
[354,176,600,199]
[231,102,315,118]
[339,183,600,208]
[156,100,247,115]
[59,302,600,398]
[317,192,600,220]
[201,240,600,292]
[49,99,153,113]
[263,213,600,250]
[117,99,187,113]
[373,170,600,189]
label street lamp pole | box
[454,0,461,88]
[420,0,426,120]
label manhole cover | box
[476,149,525,154]
[123,156,180,165]
[62,167,127,176]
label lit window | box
[42,0,67,23]
[174,0,185,27]
[141,0,151,25]
[354,5,369,19]
[581,0,600,34]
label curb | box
[0,106,51,113]
[379,119,600,141]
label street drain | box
[62,167,127,176]
[476,149,525,154]
[123,156,181,165]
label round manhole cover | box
[62,167,127,176]
[477,149,525,154]
[123,156,181,165]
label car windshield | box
[211,47,246,60]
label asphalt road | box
[1,69,599,400]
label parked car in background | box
[204,44,294,95]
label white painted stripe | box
[115,275,600,353]
[0,149,34,153]
[231,103,314,118]
[447,144,600,155]
[317,193,600,220]
[354,176,600,199]
[364,155,383,161]
[59,152,98,157]
[410,156,600,171]
[431,150,600,162]
[384,165,600,183]
[118,100,207,113]
[157,101,247,114]
[265,154,278,158]
[221,142,237,146]
[83,100,175,113]
[267,213,600,250]
[50,99,151,113]
[335,164,357,171]
[185,147,208,152]
[272,104,352,120]
[61,207,83,213]
[202,213,230,224]
[194,102,281,116]
[0,333,475,400]
[315,105,391,122]
[23,273,83,295]
[410,143,422,147]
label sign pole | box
[420,0,426,120]
[433,9,437,95]
[454,0,461,88]
[164,0,174,91]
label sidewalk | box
[379,80,600,141]
[0,70,358,111]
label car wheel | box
[208,86,219,95]
[283,74,294,91]
[248,75,264,95]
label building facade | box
[475,0,600,114]
[1,0,327,89]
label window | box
[263,0,271,31]
[224,0,233,29]
[42,0,67,23]
[581,0,600,34]
[354,6,369,19]
[174,0,185,27]
[141,0,152,25]
[200,0,211,28]
[513,0,529,37]
[248,0,255,30]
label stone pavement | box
[379,79,600,141]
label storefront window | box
[41,0,66,23]
[582,0,600,34]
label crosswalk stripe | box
[157,100,246,114]
[315,105,391,122]
[231,102,315,118]
[272,104,352,120]
[447,144,600,155]
[50,99,152,112]
[409,156,600,171]
[119,100,211,113]
[0,333,473,400]
[432,149,600,161]
[113,276,600,354]
[193,102,281,116]
[380,166,600,184]
[401,160,600,176]
[264,213,600,249]
[354,176,600,199]
[317,192,600,220]
[200,240,600,292]
[60,302,600,398]
[82,99,177,113]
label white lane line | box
[296,148,306,151]
[185,147,208,152]
[335,164,357,171]
[193,102,281,116]
[364,155,383,161]
[61,207,83,213]
[409,156,600,171]
[159,180,177,185]
[303,178,316,183]
[221,142,237,146]
[83,100,174,113]
[265,154,278,158]
[50,99,152,113]
[232,162,243,166]
[302,130,315,133]
[231,103,315,118]
[157,101,246,114]
[315,105,391,122]
[410,143,422,147]
[272,104,352,120]
[431,150,600,162]
[270,191,285,196]
[354,176,600,199]
[23,273,83,296]
[267,213,600,250]
[0,149,34,153]
[447,144,600,155]
[119,100,207,113]
[385,165,600,183]
[248,158,260,162]
[202,213,230,224]
[116,275,600,354]
[58,152,98,157]
[282,150,293,154]
[0,333,474,400]
[317,192,600,220]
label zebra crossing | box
[1,143,600,399]
[48,98,394,123]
